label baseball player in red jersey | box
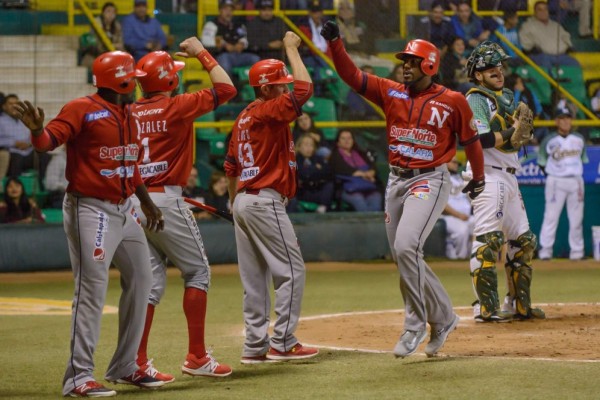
[15,52,165,397]
[321,22,486,358]
[130,37,237,381]
[224,31,319,363]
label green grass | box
[1,261,600,399]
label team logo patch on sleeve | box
[93,212,109,261]
[85,110,110,122]
[409,180,430,200]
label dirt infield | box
[3,260,600,361]
[297,303,600,361]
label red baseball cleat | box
[67,380,116,397]
[139,359,175,384]
[181,352,232,377]
[266,343,319,361]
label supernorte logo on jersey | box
[390,126,438,146]
[99,144,139,161]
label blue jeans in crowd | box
[342,189,382,212]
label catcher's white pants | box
[470,168,530,273]
[538,175,585,260]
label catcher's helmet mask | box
[466,41,510,78]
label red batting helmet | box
[249,59,294,87]
[92,51,146,94]
[395,39,440,76]
[136,51,186,93]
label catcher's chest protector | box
[468,86,519,153]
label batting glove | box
[320,21,340,41]
[462,179,485,200]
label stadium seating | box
[302,97,337,141]
[514,65,552,106]
[41,208,63,224]
[550,65,589,116]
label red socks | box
[137,303,155,366]
[183,287,207,358]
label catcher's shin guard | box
[470,231,504,318]
[506,231,545,319]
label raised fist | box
[320,20,340,41]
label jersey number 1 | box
[141,137,151,164]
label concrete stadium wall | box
[0,212,447,273]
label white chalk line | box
[298,302,600,364]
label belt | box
[490,166,516,174]
[243,188,288,205]
[69,192,127,205]
[147,186,166,193]
[389,166,436,179]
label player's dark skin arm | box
[135,184,164,232]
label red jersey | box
[131,83,236,188]
[224,80,313,199]
[42,94,142,203]
[330,40,481,170]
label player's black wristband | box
[479,130,496,148]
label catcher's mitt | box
[510,102,534,149]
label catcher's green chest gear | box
[467,86,518,153]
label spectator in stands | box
[591,88,600,118]
[413,2,455,55]
[493,10,522,60]
[388,63,404,83]
[294,134,334,213]
[81,2,124,67]
[0,176,45,224]
[299,1,331,63]
[201,0,260,75]
[354,0,398,40]
[44,145,69,209]
[44,145,68,209]
[450,0,491,51]
[0,94,50,190]
[183,166,210,219]
[519,1,579,69]
[441,157,473,259]
[246,0,286,61]
[548,0,592,38]
[204,170,230,214]
[282,0,333,10]
[345,65,381,120]
[335,0,394,73]
[330,129,382,212]
[0,91,10,181]
[440,37,472,93]
[292,112,330,158]
[504,73,546,144]
[122,0,168,61]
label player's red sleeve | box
[31,129,55,152]
[329,39,383,106]
[224,133,238,177]
[254,81,313,123]
[464,140,484,181]
[213,82,237,105]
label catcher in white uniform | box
[464,41,545,322]
[538,105,588,260]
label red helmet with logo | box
[395,39,440,76]
[92,51,146,94]
[249,59,294,87]
[136,51,186,93]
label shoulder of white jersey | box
[571,132,586,143]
